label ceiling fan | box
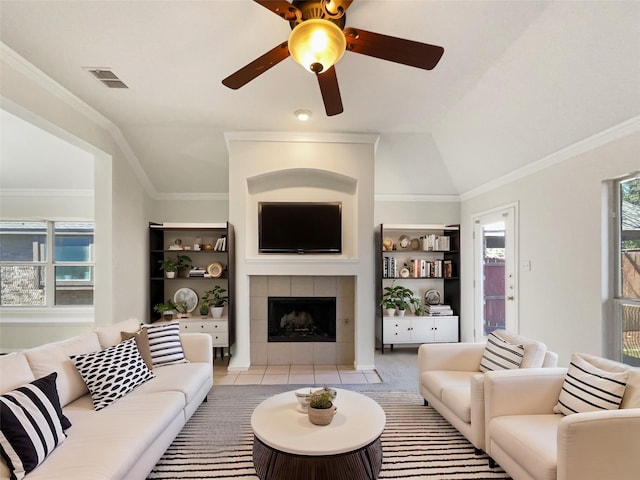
[222,0,444,116]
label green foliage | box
[309,390,333,409]
[159,258,179,272]
[380,282,422,313]
[203,285,228,307]
[199,301,210,316]
[174,300,188,315]
[153,299,176,313]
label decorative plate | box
[398,235,410,249]
[206,262,223,278]
[425,289,441,305]
[173,287,199,313]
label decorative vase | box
[165,271,176,279]
[210,306,224,318]
[308,404,337,426]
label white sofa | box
[484,354,640,480]
[418,330,558,452]
[0,318,213,480]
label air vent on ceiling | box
[85,68,128,89]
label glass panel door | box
[474,206,517,340]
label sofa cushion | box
[0,373,68,480]
[441,383,472,423]
[495,329,547,368]
[490,414,560,480]
[480,332,525,372]
[554,353,628,416]
[30,391,185,480]
[95,318,142,349]
[24,332,102,407]
[130,361,212,406]
[421,371,476,402]
[143,322,188,367]
[0,353,35,394]
[121,328,154,370]
[70,338,155,411]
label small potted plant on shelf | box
[174,300,189,319]
[176,254,192,277]
[307,388,337,426]
[159,258,179,279]
[154,299,177,321]
[202,285,228,319]
[198,300,209,318]
[380,283,421,317]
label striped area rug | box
[148,388,511,480]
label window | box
[613,174,640,366]
[0,221,94,307]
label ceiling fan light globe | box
[288,19,346,74]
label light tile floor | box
[213,361,382,386]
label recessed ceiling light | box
[295,109,311,121]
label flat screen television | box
[258,202,342,254]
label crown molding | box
[461,115,640,201]
[154,192,229,201]
[225,131,380,149]
[1,42,157,199]
[0,188,93,198]
[374,193,460,203]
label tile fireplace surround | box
[249,275,355,365]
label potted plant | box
[174,300,189,318]
[198,300,209,318]
[202,285,228,318]
[380,283,421,317]
[159,258,179,279]
[176,254,192,277]
[153,299,177,320]
[307,388,337,426]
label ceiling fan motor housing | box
[288,0,347,30]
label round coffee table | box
[251,388,386,480]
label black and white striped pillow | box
[554,353,628,416]
[479,332,525,372]
[71,337,155,411]
[143,322,188,367]
[0,372,68,480]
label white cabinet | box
[179,319,229,359]
[382,315,458,346]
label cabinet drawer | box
[180,319,228,334]
[211,331,229,347]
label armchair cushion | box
[554,353,628,416]
[479,331,525,372]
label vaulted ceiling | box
[1,1,638,197]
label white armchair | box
[484,355,640,480]
[418,330,557,453]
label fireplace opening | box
[268,297,336,342]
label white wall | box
[1,49,151,349]
[227,133,377,370]
[459,126,639,366]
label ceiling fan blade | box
[253,0,300,21]
[222,42,290,90]
[344,27,444,70]
[316,66,343,116]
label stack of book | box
[425,304,454,316]
[213,235,227,251]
